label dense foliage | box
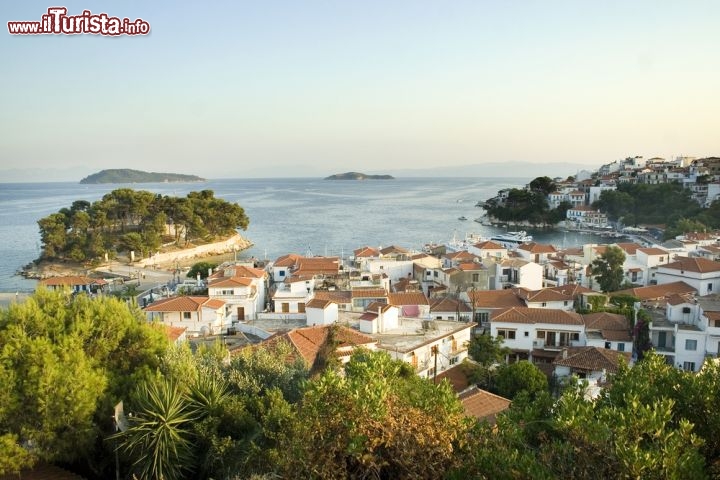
[484,177,572,225]
[79,169,205,184]
[4,293,720,479]
[0,290,167,476]
[592,182,705,236]
[37,188,249,263]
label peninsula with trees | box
[80,169,205,184]
[29,188,249,272]
[324,172,394,180]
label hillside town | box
[38,156,720,410]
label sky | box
[2,1,719,181]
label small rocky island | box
[324,172,395,180]
[80,169,206,184]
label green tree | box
[187,261,219,280]
[468,333,511,366]
[529,176,557,196]
[277,350,472,479]
[493,360,548,400]
[590,245,626,292]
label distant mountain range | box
[79,169,206,184]
[378,162,595,180]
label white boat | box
[445,232,489,252]
[490,230,533,247]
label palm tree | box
[113,377,197,480]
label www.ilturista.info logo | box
[8,7,150,36]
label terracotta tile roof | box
[560,247,584,256]
[553,347,632,374]
[273,253,302,267]
[491,307,584,325]
[366,301,394,313]
[615,242,643,255]
[700,245,720,253]
[468,289,525,309]
[637,247,669,256]
[705,311,720,321]
[459,387,511,423]
[458,262,484,271]
[306,298,333,309]
[583,312,632,341]
[517,284,593,303]
[165,326,187,342]
[39,275,107,286]
[258,325,376,367]
[517,242,557,254]
[434,364,470,392]
[592,245,608,255]
[445,251,477,261]
[354,246,380,257]
[391,278,421,292]
[295,257,340,276]
[313,290,352,304]
[499,258,530,267]
[661,256,720,273]
[474,240,506,250]
[208,276,253,288]
[666,293,695,306]
[380,245,409,255]
[429,296,472,313]
[613,281,697,301]
[387,291,429,306]
[351,288,388,298]
[144,296,225,312]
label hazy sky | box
[2,1,719,180]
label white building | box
[144,296,228,336]
[655,257,720,296]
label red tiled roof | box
[313,290,352,304]
[614,242,643,255]
[429,296,472,313]
[351,288,388,298]
[434,364,470,392]
[273,253,302,267]
[39,275,107,286]
[468,289,525,309]
[387,291,429,306]
[165,326,187,342]
[613,281,697,301]
[306,298,333,309]
[637,247,669,256]
[144,296,225,312]
[208,276,253,288]
[491,307,584,325]
[459,387,511,423]
[473,240,505,250]
[661,256,720,273]
[380,245,409,255]
[354,246,380,258]
[553,347,631,374]
[517,242,557,254]
[517,284,593,303]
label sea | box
[0,177,609,292]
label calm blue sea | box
[0,177,607,292]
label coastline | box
[19,233,254,280]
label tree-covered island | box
[35,188,249,266]
[80,169,206,184]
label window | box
[450,356,459,365]
[682,307,691,314]
[536,331,546,339]
[497,329,516,340]
[685,339,698,351]
[434,271,439,278]
[475,312,489,323]
[605,341,611,349]
[472,273,479,282]
[279,270,285,277]
[183,312,191,319]
[709,283,713,292]
[617,343,625,352]
[683,361,696,372]
[541,302,547,307]
[564,300,569,306]
[571,332,580,341]
[524,331,529,337]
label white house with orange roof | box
[208,263,268,321]
[39,275,108,295]
[565,206,608,228]
[583,312,633,353]
[516,242,557,264]
[271,253,303,282]
[272,274,315,314]
[352,246,381,270]
[489,258,543,291]
[464,289,526,327]
[442,250,479,268]
[359,302,399,334]
[467,240,507,260]
[143,296,228,336]
[516,284,593,311]
[490,307,586,363]
[387,291,430,318]
[655,257,720,296]
[429,296,472,321]
[305,298,339,326]
[351,287,388,312]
